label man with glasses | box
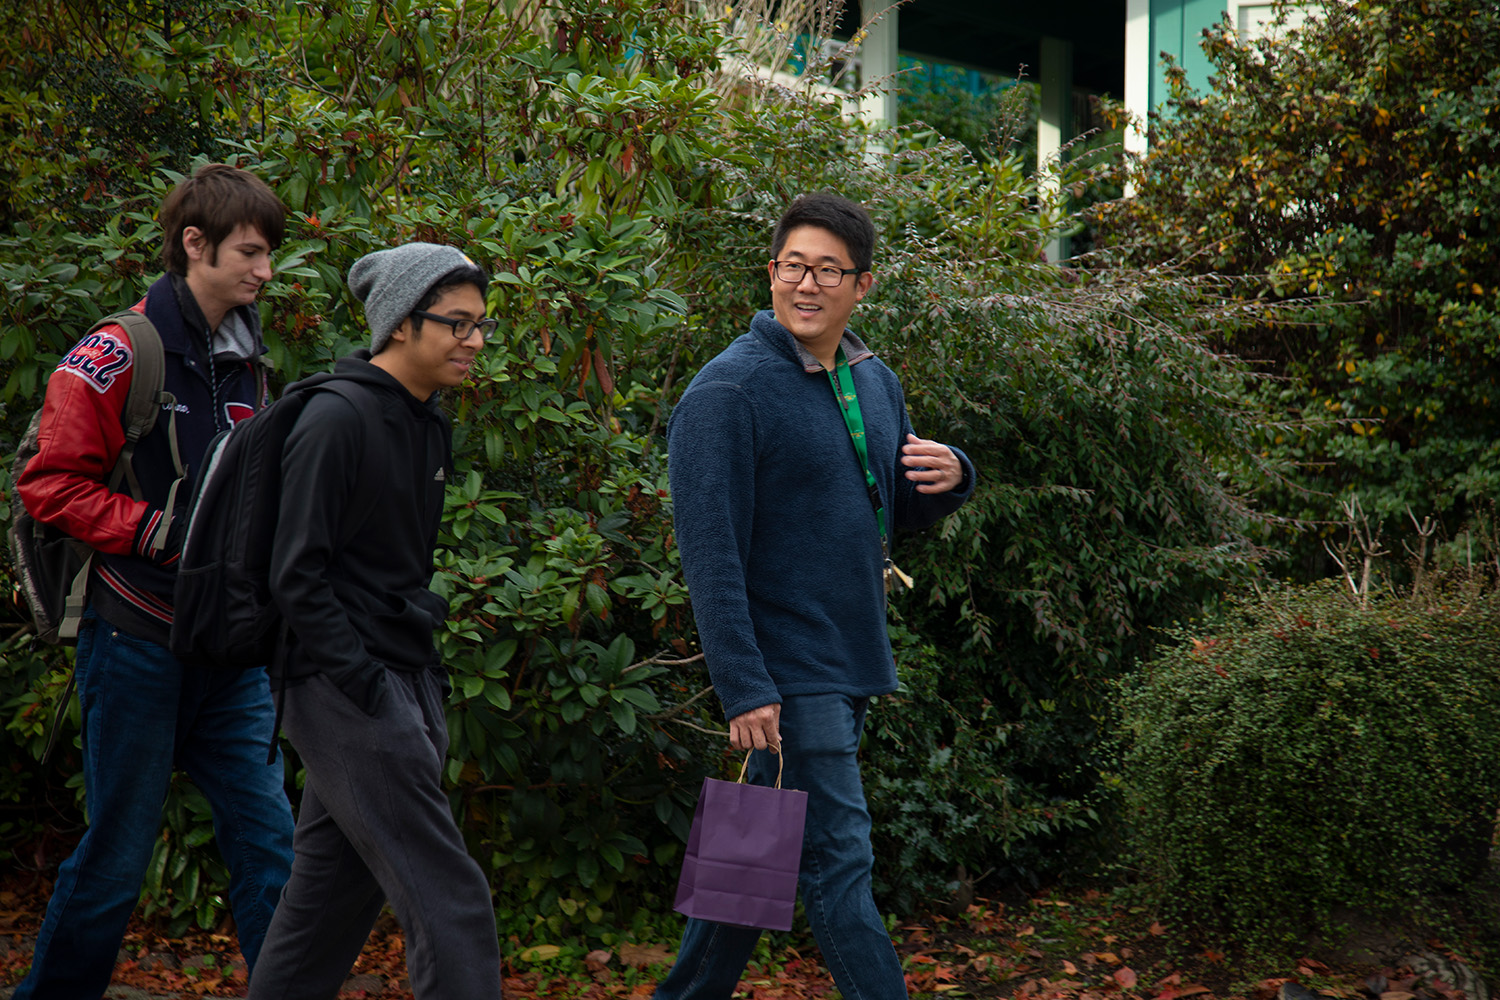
[249,243,502,1000]
[659,193,975,1000]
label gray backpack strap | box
[99,310,179,499]
[254,354,271,408]
[35,311,176,755]
[58,547,94,643]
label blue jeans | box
[656,693,907,1000]
[13,610,294,1000]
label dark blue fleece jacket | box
[667,310,975,722]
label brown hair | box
[158,164,286,275]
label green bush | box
[2,0,1283,941]
[1096,0,1500,566]
[1121,576,1500,950]
[868,626,1111,910]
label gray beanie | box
[348,242,479,353]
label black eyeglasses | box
[771,260,862,287]
[410,309,498,343]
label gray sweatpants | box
[248,669,501,1000]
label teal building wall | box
[1149,0,1228,107]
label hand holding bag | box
[673,749,809,931]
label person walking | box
[13,162,296,999]
[657,191,976,1000]
[248,243,503,1000]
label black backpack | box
[170,374,382,672]
[6,311,179,646]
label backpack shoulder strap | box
[316,380,387,547]
[251,354,271,411]
[97,310,180,499]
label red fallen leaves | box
[905,951,964,993]
[1154,971,1212,1000]
[1253,976,1294,999]
[966,901,1011,935]
[615,942,673,969]
[6,870,1465,1000]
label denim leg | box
[178,665,293,972]
[764,694,906,1000]
[12,614,180,1000]
[653,915,763,1000]
[657,693,905,1000]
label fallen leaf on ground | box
[618,942,674,968]
[1116,967,1138,988]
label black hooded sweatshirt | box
[269,351,452,713]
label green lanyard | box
[826,346,887,548]
[827,346,912,592]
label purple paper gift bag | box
[673,756,809,932]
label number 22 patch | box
[58,332,133,393]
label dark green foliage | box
[1,0,1282,944]
[1121,577,1500,950]
[852,147,1283,889]
[1096,0,1500,565]
[897,67,1038,166]
[868,627,1109,909]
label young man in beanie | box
[248,243,502,1000]
[657,192,974,1000]
[13,163,294,999]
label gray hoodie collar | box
[169,272,261,362]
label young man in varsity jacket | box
[13,163,295,998]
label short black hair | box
[413,262,490,315]
[770,192,875,273]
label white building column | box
[859,4,900,127]
[1124,0,1151,167]
[1038,35,1074,263]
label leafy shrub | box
[868,626,1110,910]
[1121,576,1500,949]
[3,0,1282,941]
[1096,0,1500,564]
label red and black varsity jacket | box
[16,274,266,645]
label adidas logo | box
[433,467,445,482]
